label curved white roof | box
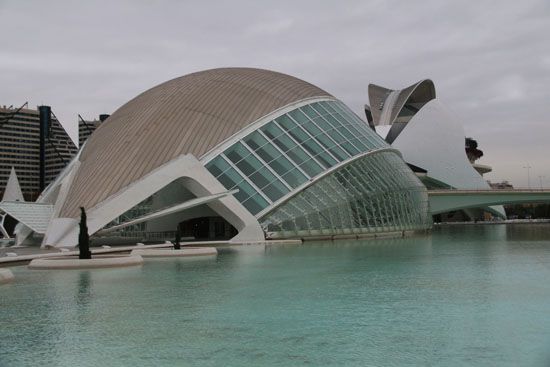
[59,68,331,218]
[392,99,490,189]
[368,79,435,126]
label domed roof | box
[60,68,331,218]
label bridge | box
[428,189,550,215]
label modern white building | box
[3,68,431,247]
[365,79,506,219]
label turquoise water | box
[1,224,550,366]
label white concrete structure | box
[393,100,491,189]
[429,189,550,215]
[10,68,431,248]
[2,167,24,202]
[42,154,264,248]
[366,79,506,218]
[0,168,25,239]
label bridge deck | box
[427,189,550,215]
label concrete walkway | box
[0,239,302,267]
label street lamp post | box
[523,165,532,189]
[539,175,545,190]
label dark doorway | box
[179,216,237,240]
[192,217,209,239]
[3,215,18,237]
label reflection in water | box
[1,225,550,367]
[505,223,550,241]
[76,271,92,308]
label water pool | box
[1,224,550,366]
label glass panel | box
[310,101,332,116]
[261,122,323,177]
[206,157,269,214]
[281,168,307,188]
[294,110,349,161]
[300,104,320,119]
[206,156,231,178]
[332,102,387,148]
[225,143,254,174]
[262,179,289,202]
[242,193,270,215]
[244,132,308,188]
[225,142,289,202]
[319,101,338,114]
[314,105,370,152]
[276,115,337,168]
[261,121,286,140]
[287,109,310,125]
[313,114,359,156]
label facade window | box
[205,99,401,217]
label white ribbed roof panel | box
[0,202,53,233]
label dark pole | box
[79,207,91,259]
[38,106,51,192]
[173,228,181,250]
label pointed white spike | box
[2,167,24,202]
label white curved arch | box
[42,154,264,248]
[392,99,488,189]
[391,99,506,217]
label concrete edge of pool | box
[28,255,145,270]
[131,247,217,257]
[0,233,432,267]
[0,239,303,267]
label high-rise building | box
[0,104,78,201]
[78,114,109,147]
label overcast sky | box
[1,0,549,187]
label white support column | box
[43,154,264,248]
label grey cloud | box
[0,0,548,187]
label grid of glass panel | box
[259,151,430,238]
[205,99,389,215]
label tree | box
[79,207,91,259]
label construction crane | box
[0,102,28,130]
[78,113,94,135]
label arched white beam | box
[429,190,550,215]
[98,189,238,234]
[370,79,436,127]
[0,213,10,238]
[42,154,264,248]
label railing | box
[95,230,177,241]
[428,188,550,193]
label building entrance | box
[179,216,237,240]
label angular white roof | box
[2,167,24,202]
[0,202,53,234]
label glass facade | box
[259,151,430,238]
[205,98,429,238]
[205,99,388,215]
